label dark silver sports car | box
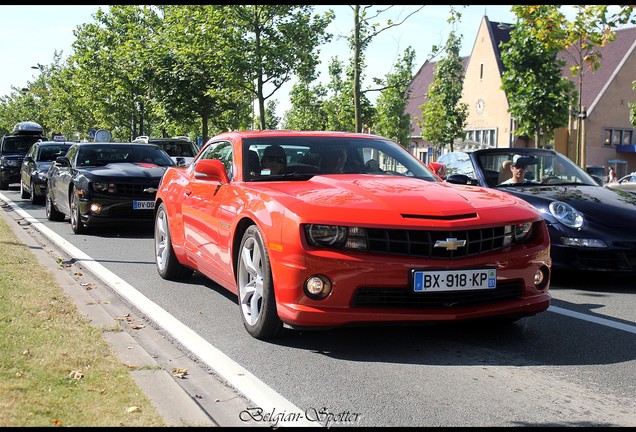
[439,148,636,273]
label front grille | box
[351,280,523,309]
[112,182,159,196]
[577,249,636,271]
[364,226,507,259]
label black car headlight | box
[3,159,20,167]
[92,182,117,193]
[304,224,368,250]
[549,201,583,229]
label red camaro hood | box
[252,175,538,226]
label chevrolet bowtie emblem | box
[144,187,157,193]
[434,238,467,251]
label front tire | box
[45,187,65,221]
[20,179,29,199]
[154,202,193,280]
[30,180,43,205]
[70,189,87,234]
[237,225,282,340]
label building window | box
[464,128,497,146]
[480,63,484,80]
[604,128,634,146]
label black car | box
[439,148,636,273]
[20,140,72,204]
[45,142,175,234]
[0,121,47,190]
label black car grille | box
[576,248,636,271]
[363,226,507,259]
[111,182,159,196]
[351,280,523,308]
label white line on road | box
[1,194,319,428]
[548,305,636,334]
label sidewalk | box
[0,198,258,427]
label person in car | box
[261,145,287,175]
[500,154,539,185]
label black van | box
[0,122,47,189]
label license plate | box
[413,268,496,292]
[133,200,155,210]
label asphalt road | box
[1,186,635,427]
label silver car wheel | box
[155,207,169,272]
[238,234,264,326]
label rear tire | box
[154,202,193,280]
[237,224,282,340]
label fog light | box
[534,266,550,291]
[304,275,332,300]
[89,202,102,213]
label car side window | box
[200,141,233,180]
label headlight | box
[92,182,117,193]
[3,159,20,167]
[304,224,368,250]
[503,222,534,246]
[549,201,584,229]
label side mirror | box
[193,159,229,183]
[445,174,479,185]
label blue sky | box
[0,5,519,117]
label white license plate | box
[133,200,155,210]
[413,268,496,292]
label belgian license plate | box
[133,200,155,210]
[413,268,496,292]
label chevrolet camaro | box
[46,142,175,234]
[154,130,551,339]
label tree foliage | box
[500,7,575,148]
[224,5,334,130]
[347,5,424,132]
[373,47,416,146]
[418,8,467,153]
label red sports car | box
[154,130,551,339]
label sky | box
[0,5,520,119]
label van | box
[0,121,47,189]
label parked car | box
[585,165,607,185]
[439,148,636,273]
[46,142,175,234]
[153,130,551,340]
[605,172,636,194]
[0,121,47,190]
[19,140,72,204]
[132,136,199,166]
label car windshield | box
[38,145,71,161]
[2,136,40,154]
[474,151,599,187]
[154,141,196,157]
[77,145,175,167]
[243,136,438,181]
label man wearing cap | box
[500,154,538,185]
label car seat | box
[248,150,261,176]
[498,160,513,184]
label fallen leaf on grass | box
[127,406,141,413]
[51,418,62,426]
